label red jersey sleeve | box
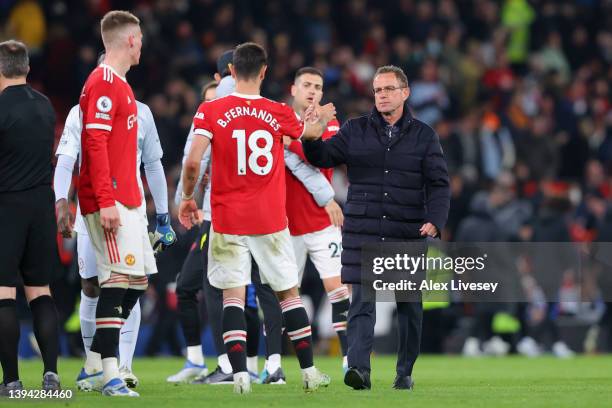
[288,119,340,162]
[288,140,306,161]
[84,79,118,132]
[192,102,213,139]
[322,119,340,141]
[82,79,119,209]
[278,103,304,139]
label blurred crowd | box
[1,0,612,357]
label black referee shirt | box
[0,84,56,193]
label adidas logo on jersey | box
[102,66,114,83]
[194,112,204,120]
[127,96,132,104]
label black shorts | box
[0,185,60,287]
[176,221,211,293]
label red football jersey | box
[192,93,304,235]
[78,64,141,215]
[286,119,339,236]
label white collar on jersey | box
[99,64,127,82]
[230,92,262,99]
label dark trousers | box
[347,284,422,377]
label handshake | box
[300,102,337,140]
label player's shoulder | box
[136,100,153,118]
[84,66,104,84]
[259,97,293,114]
[197,94,233,112]
[27,86,52,105]
[84,65,122,90]
[65,104,81,123]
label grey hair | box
[374,65,408,87]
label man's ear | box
[259,65,267,81]
[229,64,237,79]
[290,84,297,97]
[214,73,221,81]
[403,86,410,101]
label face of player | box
[291,73,323,113]
[128,26,143,66]
[204,87,217,102]
[373,72,409,115]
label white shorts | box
[77,233,98,280]
[84,202,157,283]
[207,226,299,292]
[292,225,342,283]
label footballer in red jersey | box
[179,42,335,394]
[77,11,151,397]
[79,63,140,215]
[285,67,350,372]
[190,92,303,235]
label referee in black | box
[0,40,61,394]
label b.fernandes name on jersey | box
[216,106,281,132]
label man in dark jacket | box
[302,65,450,391]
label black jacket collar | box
[369,100,413,132]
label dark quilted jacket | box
[303,102,450,283]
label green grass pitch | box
[7,355,612,407]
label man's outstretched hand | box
[178,198,202,229]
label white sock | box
[79,292,102,373]
[343,355,348,367]
[187,345,204,366]
[247,356,258,374]
[267,353,281,373]
[301,365,316,376]
[218,353,232,374]
[102,357,120,384]
[119,299,141,371]
[233,372,248,382]
[84,351,102,375]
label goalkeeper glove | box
[149,213,177,255]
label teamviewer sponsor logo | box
[127,114,136,130]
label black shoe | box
[191,366,233,385]
[392,375,414,390]
[344,367,371,390]
[262,367,286,384]
[42,372,61,391]
[0,380,24,397]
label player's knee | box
[128,275,148,291]
[322,276,343,293]
[275,286,300,302]
[23,285,51,302]
[100,272,129,289]
[81,277,100,298]
[223,286,246,302]
[0,286,17,300]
